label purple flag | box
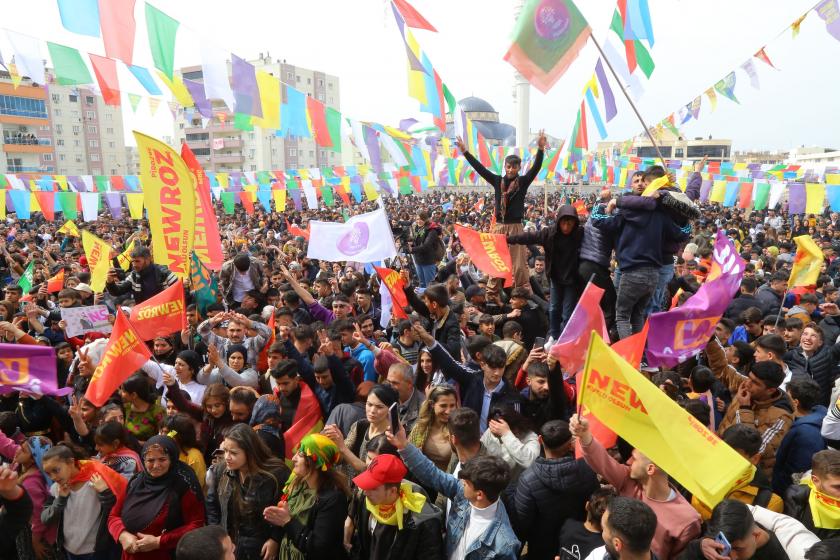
[594,59,617,122]
[817,0,840,42]
[184,78,213,118]
[789,183,806,214]
[646,232,745,368]
[231,55,262,118]
[0,344,73,396]
[700,179,713,202]
[103,192,123,219]
[288,186,302,211]
[363,125,383,172]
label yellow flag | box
[806,183,826,215]
[57,220,80,237]
[789,235,824,288]
[134,132,196,279]
[253,71,281,130]
[116,241,137,272]
[580,333,755,507]
[641,175,670,197]
[82,230,113,293]
[273,189,287,212]
[710,180,727,203]
[157,71,194,107]
[125,193,144,220]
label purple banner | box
[0,344,73,397]
[231,55,262,118]
[646,232,745,368]
[184,78,214,119]
[103,192,123,219]
[817,0,840,42]
[788,183,806,215]
[595,58,617,122]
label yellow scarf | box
[805,478,840,529]
[365,482,427,530]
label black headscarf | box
[121,435,203,533]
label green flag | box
[128,93,143,113]
[58,192,78,219]
[321,185,334,207]
[503,0,591,94]
[442,83,457,115]
[754,183,771,211]
[190,252,218,315]
[220,192,235,214]
[145,2,180,79]
[18,262,34,293]
[234,113,253,131]
[47,42,93,85]
[325,107,342,153]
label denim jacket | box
[400,444,520,559]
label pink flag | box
[548,282,609,375]
[99,0,136,65]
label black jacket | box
[410,223,445,266]
[756,284,784,318]
[512,457,599,560]
[206,462,291,556]
[784,483,840,540]
[725,292,767,321]
[349,483,444,560]
[106,262,178,303]
[784,342,840,406]
[464,149,544,224]
[2,488,33,558]
[405,289,463,359]
[429,341,521,421]
[507,205,583,286]
[282,486,349,560]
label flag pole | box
[773,289,790,328]
[588,35,667,165]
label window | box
[317,93,325,102]
[186,132,209,141]
[90,154,100,161]
[74,155,82,163]
[88,125,97,133]
[289,148,297,157]
[636,146,670,158]
[674,148,684,158]
[248,133,256,141]
[108,141,115,148]
[42,154,53,161]
[85,111,95,119]
[69,94,78,102]
[328,97,334,105]
[687,145,730,158]
[307,78,311,84]
[248,149,256,158]
[56,139,64,146]
[318,79,324,88]
[39,125,50,131]
[59,154,65,161]
[92,168,101,175]
[0,95,49,119]
[86,96,94,104]
[309,150,314,157]
[55,124,62,134]
[72,125,80,133]
[89,139,99,148]
[54,108,62,117]
[250,165,257,171]
[71,110,80,118]
[328,82,333,89]
[73,140,80,147]
[51,94,60,104]
[106,127,114,134]
[287,72,294,81]
[105,113,112,120]
[191,148,211,156]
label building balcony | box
[213,154,244,164]
[2,143,53,154]
[186,139,210,149]
[216,138,242,149]
[187,124,235,134]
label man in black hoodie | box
[457,131,547,299]
[507,204,582,340]
[512,420,599,560]
[408,210,444,288]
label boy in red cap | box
[350,454,444,559]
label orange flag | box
[85,310,152,407]
[286,218,310,241]
[128,279,187,341]
[454,224,513,287]
[47,270,65,293]
[374,265,409,319]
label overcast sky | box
[2,0,837,152]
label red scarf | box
[69,460,128,499]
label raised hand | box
[455,136,467,155]
[537,129,548,150]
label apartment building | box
[0,70,128,176]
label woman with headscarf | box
[108,435,205,559]
[249,394,285,458]
[151,336,178,366]
[199,344,260,389]
[263,433,351,560]
[140,349,207,406]
[0,430,56,558]
[206,424,290,560]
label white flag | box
[80,192,100,222]
[307,208,397,263]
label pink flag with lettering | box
[548,282,609,375]
[646,231,745,368]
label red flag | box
[257,312,276,373]
[47,270,65,293]
[754,47,777,69]
[89,54,120,106]
[85,310,152,407]
[240,191,255,215]
[616,0,638,73]
[128,279,187,341]
[283,383,324,459]
[99,0,136,65]
[576,321,649,456]
[574,101,589,150]
[34,191,55,221]
[391,0,437,32]
[374,266,409,319]
[181,143,224,271]
[286,218,310,241]
[306,97,333,148]
[548,282,608,375]
[454,224,513,287]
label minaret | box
[513,0,530,148]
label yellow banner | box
[125,192,144,219]
[134,132,196,279]
[641,175,669,197]
[789,235,824,288]
[580,333,754,507]
[81,230,113,293]
[57,220,80,237]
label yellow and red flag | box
[128,279,187,341]
[46,270,65,293]
[454,224,513,287]
[789,234,824,288]
[374,265,409,320]
[85,310,152,407]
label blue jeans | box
[549,282,579,339]
[645,262,675,315]
[415,262,438,288]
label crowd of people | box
[1,141,840,560]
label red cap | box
[353,454,407,491]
